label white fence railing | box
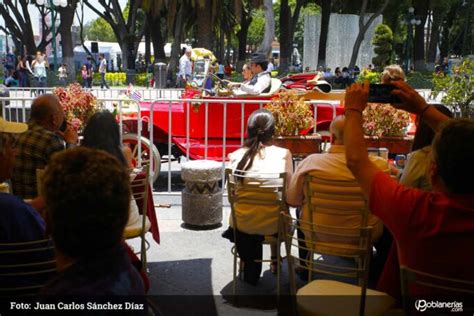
[0,88,437,194]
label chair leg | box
[232,246,237,296]
[141,234,148,273]
[277,243,281,297]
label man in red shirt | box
[343,81,474,303]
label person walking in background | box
[16,56,30,87]
[216,61,225,80]
[57,64,68,87]
[98,53,110,90]
[178,47,192,88]
[80,65,88,88]
[31,51,48,94]
[85,56,94,89]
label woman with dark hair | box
[82,111,130,166]
[223,109,293,284]
[399,104,453,190]
[82,111,147,231]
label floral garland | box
[53,83,98,131]
[265,90,313,136]
[363,103,411,137]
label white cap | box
[0,117,28,134]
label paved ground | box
[126,194,303,316]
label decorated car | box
[121,58,345,181]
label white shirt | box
[99,58,107,73]
[228,145,293,235]
[267,62,274,73]
[239,72,271,95]
[286,144,390,241]
[179,54,192,79]
[32,60,47,78]
[399,145,432,191]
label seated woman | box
[400,104,453,190]
[82,111,150,234]
[222,109,293,284]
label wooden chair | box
[0,239,56,297]
[400,265,474,315]
[124,164,151,272]
[281,212,395,316]
[225,168,287,296]
[280,172,395,316]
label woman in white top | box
[224,109,292,284]
[400,104,452,190]
[31,51,48,91]
[82,111,149,232]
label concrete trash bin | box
[154,62,167,88]
[181,160,222,228]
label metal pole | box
[50,0,58,70]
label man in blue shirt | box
[0,117,54,293]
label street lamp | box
[36,0,67,70]
[404,7,421,73]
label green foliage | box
[84,18,116,42]
[133,73,150,86]
[356,69,381,84]
[432,59,474,117]
[372,24,393,70]
[406,71,433,90]
[247,9,265,48]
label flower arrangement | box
[363,103,411,137]
[53,83,99,131]
[265,90,313,136]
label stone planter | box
[181,160,222,228]
[271,134,322,158]
[364,135,414,155]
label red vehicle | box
[122,59,345,180]
[281,72,332,92]
[121,83,344,180]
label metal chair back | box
[0,239,56,297]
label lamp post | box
[404,7,421,73]
[36,0,67,70]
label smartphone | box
[368,84,401,104]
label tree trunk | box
[58,2,77,80]
[145,27,151,66]
[196,0,213,48]
[427,7,444,70]
[279,0,291,74]
[413,0,429,71]
[318,0,331,68]
[168,3,185,82]
[258,0,275,57]
[150,16,167,63]
[348,0,389,70]
[236,3,251,71]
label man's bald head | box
[30,94,64,131]
[329,115,345,144]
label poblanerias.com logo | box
[415,300,463,312]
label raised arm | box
[343,82,379,199]
[390,80,451,132]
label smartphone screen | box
[368,84,401,104]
